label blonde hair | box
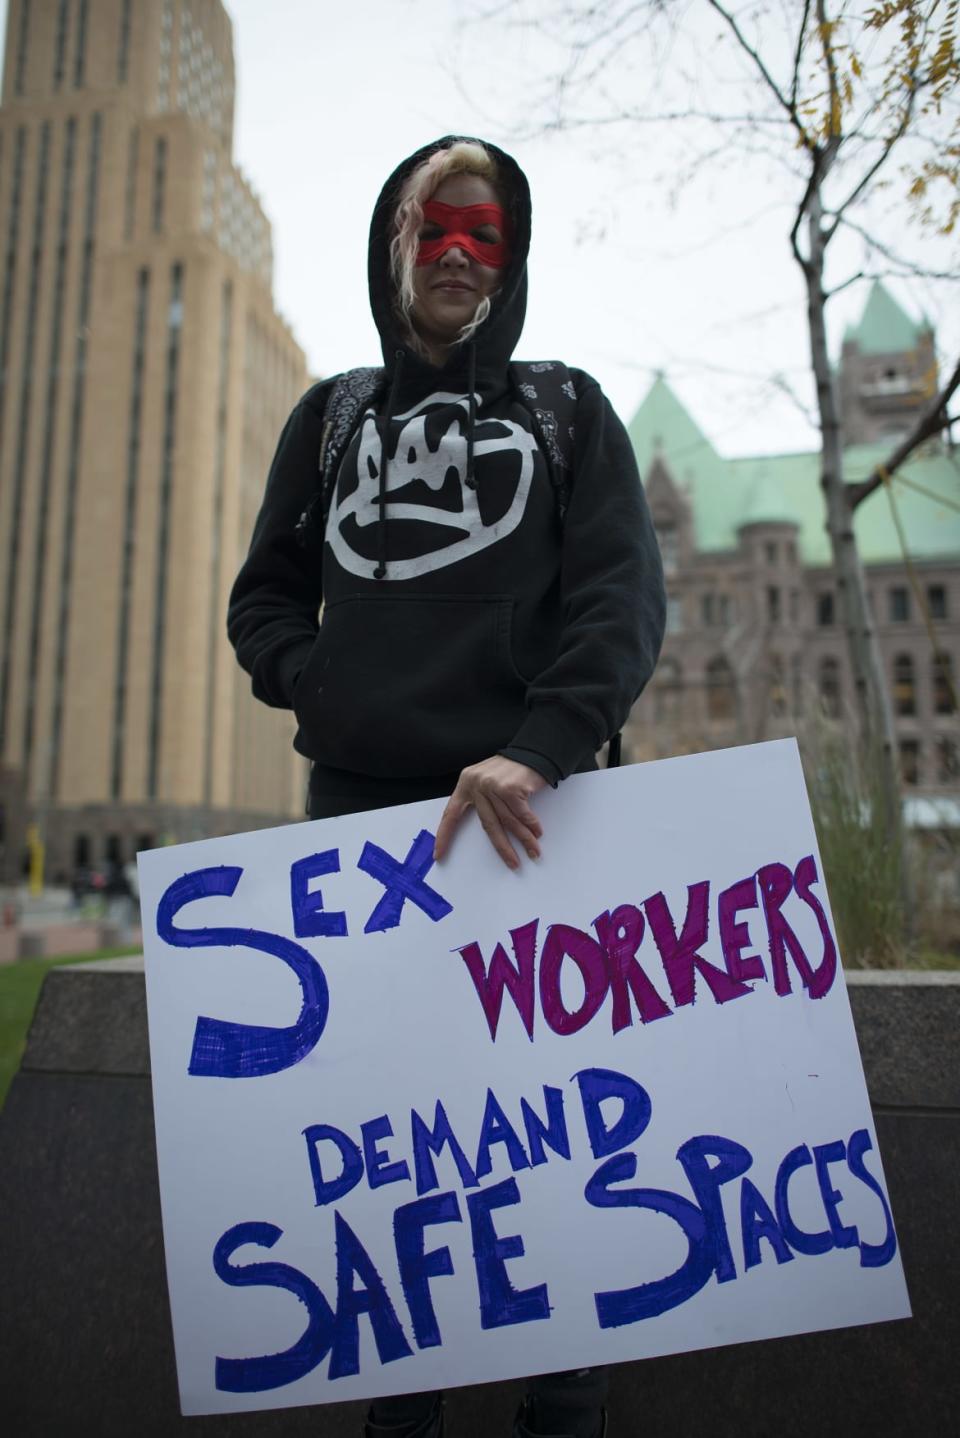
[390,140,503,356]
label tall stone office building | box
[0,0,310,883]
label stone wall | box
[0,962,956,1437]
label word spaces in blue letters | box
[212,1067,897,1393]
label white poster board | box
[139,739,910,1416]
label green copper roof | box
[738,479,800,528]
[627,374,960,566]
[844,280,925,354]
[628,373,729,500]
[627,373,726,488]
[727,445,960,566]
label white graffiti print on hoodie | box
[326,391,539,581]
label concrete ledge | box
[844,969,960,1109]
[21,959,960,1102]
[22,962,152,1076]
[1,960,957,1435]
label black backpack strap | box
[509,361,578,522]
[319,366,384,519]
[295,366,384,549]
[512,362,624,764]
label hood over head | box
[367,136,531,398]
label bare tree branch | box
[815,0,841,129]
[837,214,960,278]
[790,0,813,111]
[826,269,866,298]
[790,148,825,269]
[535,106,793,132]
[770,370,819,427]
[708,0,810,144]
[847,355,960,509]
[822,76,918,240]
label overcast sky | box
[2,0,957,456]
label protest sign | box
[139,738,910,1416]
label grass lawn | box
[0,948,140,1111]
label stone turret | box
[839,281,938,446]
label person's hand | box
[434,757,548,870]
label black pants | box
[307,762,465,820]
[369,1368,608,1436]
[307,762,607,1437]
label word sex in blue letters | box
[212,1069,897,1394]
[155,829,450,1078]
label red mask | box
[415,199,511,269]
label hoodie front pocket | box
[292,594,529,777]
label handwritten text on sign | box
[139,741,910,1416]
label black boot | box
[362,1394,445,1437]
[513,1396,607,1438]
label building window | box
[654,657,683,723]
[665,595,683,634]
[0,121,51,752]
[53,0,69,89]
[657,522,678,575]
[51,111,102,801]
[791,653,804,715]
[898,739,920,787]
[819,656,841,718]
[201,147,217,231]
[766,586,781,625]
[718,594,732,626]
[934,653,956,715]
[928,584,947,621]
[22,115,78,781]
[938,738,959,784]
[706,657,737,721]
[769,654,787,717]
[124,126,138,240]
[148,262,185,800]
[106,834,123,866]
[892,654,916,716]
[701,593,715,627]
[118,0,133,84]
[14,0,30,95]
[112,267,151,800]
[74,0,89,89]
[204,278,233,805]
[889,586,910,623]
[817,592,834,626]
[73,834,91,869]
[765,542,777,564]
[152,136,167,233]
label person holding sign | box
[228,136,665,1437]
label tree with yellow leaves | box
[511,0,960,935]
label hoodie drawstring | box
[373,351,404,580]
[465,341,477,490]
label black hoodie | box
[227,137,665,784]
